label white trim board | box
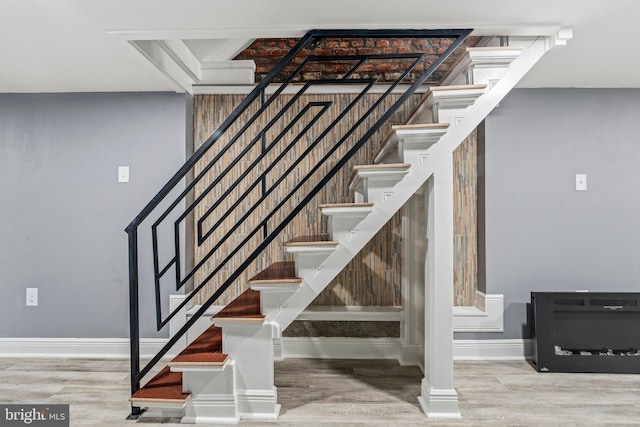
[180,295,503,332]
[0,337,531,361]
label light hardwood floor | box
[0,357,639,426]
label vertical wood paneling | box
[453,129,478,306]
[192,93,478,307]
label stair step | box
[347,163,411,204]
[129,366,190,405]
[318,202,374,209]
[374,124,449,164]
[284,236,339,279]
[213,289,264,321]
[284,236,339,250]
[169,325,228,367]
[320,203,375,242]
[248,261,301,285]
[441,46,522,86]
[406,84,486,125]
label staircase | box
[126,29,569,423]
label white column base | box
[417,380,461,419]
[182,396,239,424]
[238,388,280,420]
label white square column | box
[418,153,461,419]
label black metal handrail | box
[126,28,472,416]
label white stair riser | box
[397,132,447,164]
[326,214,371,242]
[180,362,238,423]
[367,176,407,205]
[248,282,300,320]
[289,251,335,278]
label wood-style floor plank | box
[1,358,639,425]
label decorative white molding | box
[418,381,461,419]
[452,292,504,332]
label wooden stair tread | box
[319,202,374,208]
[130,366,189,403]
[428,83,487,92]
[248,261,301,284]
[284,234,337,247]
[465,46,523,52]
[214,289,263,319]
[348,163,411,187]
[285,234,332,244]
[391,123,450,130]
[284,240,339,247]
[170,324,227,366]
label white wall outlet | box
[575,173,587,191]
[118,166,129,183]
[26,288,38,306]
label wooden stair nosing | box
[283,240,339,247]
[318,202,374,209]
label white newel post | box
[418,153,460,419]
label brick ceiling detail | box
[234,36,481,84]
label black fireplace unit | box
[531,292,640,373]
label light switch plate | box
[575,174,587,191]
[118,166,129,183]
[26,287,38,306]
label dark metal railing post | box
[260,87,268,239]
[127,227,142,416]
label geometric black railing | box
[126,28,472,414]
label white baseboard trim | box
[0,338,177,359]
[280,337,531,361]
[280,337,402,360]
[453,339,532,360]
[0,337,531,361]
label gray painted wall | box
[458,88,640,340]
[0,93,187,338]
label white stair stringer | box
[268,37,557,419]
[273,35,551,330]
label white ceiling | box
[2,0,640,92]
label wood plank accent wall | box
[453,129,478,306]
[192,93,478,307]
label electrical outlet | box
[26,288,38,306]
